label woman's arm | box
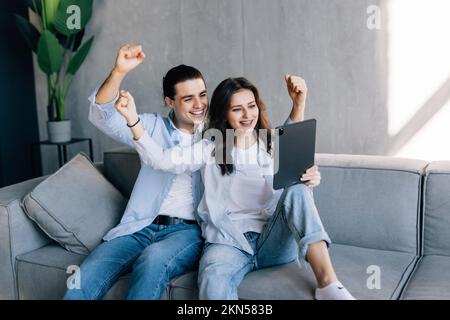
[283,75,321,188]
[115,91,208,174]
[284,74,308,123]
[114,90,145,140]
[134,131,208,174]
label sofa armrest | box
[0,177,52,299]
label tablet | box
[273,119,316,190]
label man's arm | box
[95,69,127,104]
[88,44,156,147]
[96,44,145,104]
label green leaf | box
[37,30,64,75]
[14,14,40,52]
[67,36,94,75]
[25,0,42,15]
[54,0,93,36]
[42,0,60,30]
[25,0,41,14]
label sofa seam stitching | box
[319,165,424,175]
[398,255,423,300]
[16,258,69,271]
[391,254,417,299]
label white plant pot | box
[47,120,71,143]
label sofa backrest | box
[314,154,427,255]
[103,147,141,198]
[103,149,428,255]
[422,161,450,256]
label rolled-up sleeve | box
[88,87,119,121]
[88,86,157,147]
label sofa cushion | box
[21,153,126,255]
[401,255,450,300]
[401,162,450,300]
[422,161,450,256]
[167,244,418,300]
[314,154,426,254]
[15,244,131,300]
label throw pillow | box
[21,153,126,255]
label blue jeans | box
[198,184,331,300]
[64,222,203,300]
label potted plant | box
[15,0,94,142]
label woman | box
[115,75,355,300]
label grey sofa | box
[1,147,449,300]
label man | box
[64,44,208,299]
[64,44,321,300]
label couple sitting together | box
[64,44,355,300]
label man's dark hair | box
[163,64,205,100]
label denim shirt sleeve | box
[88,87,157,148]
[134,131,212,174]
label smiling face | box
[165,78,208,133]
[207,77,273,174]
[226,89,259,136]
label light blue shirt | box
[88,88,204,241]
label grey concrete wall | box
[34,0,388,174]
